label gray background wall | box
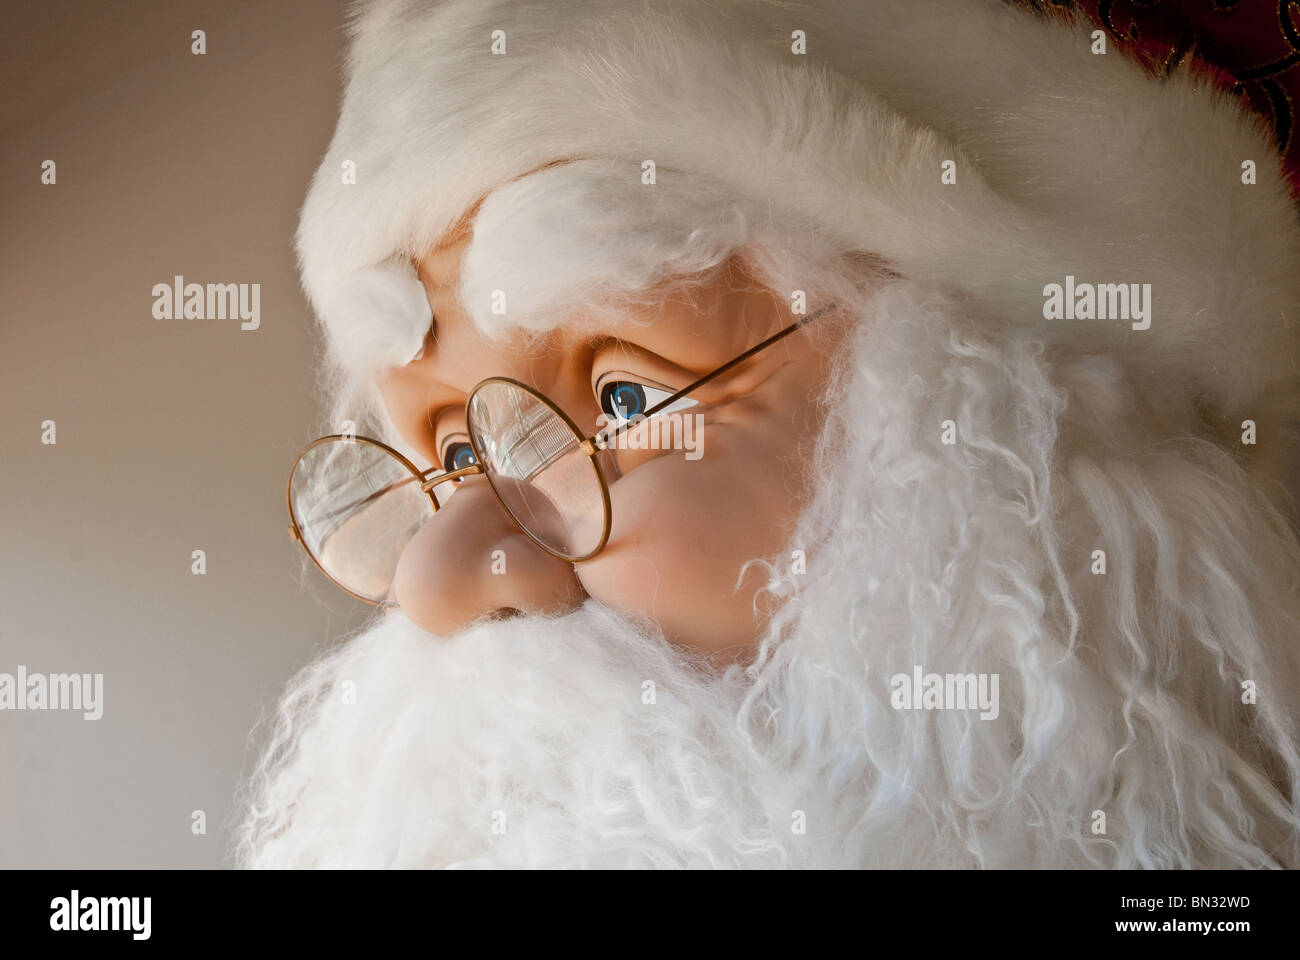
[0,0,372,867]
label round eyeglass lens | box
[289,438,434,603]
[467,380,608,560]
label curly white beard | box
[239,282,1300,868]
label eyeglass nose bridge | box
[418,461,486,509]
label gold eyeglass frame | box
[286,303,835,606]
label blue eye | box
[597,379,699,425]
[600,381,647,421]
[443,441,476,476]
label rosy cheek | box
[576,442,791,652]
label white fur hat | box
[298,0,1300,442]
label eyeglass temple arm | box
[584,303,835,452]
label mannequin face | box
[377,225,843,663]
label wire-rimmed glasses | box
[286,304,834,605]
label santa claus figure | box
[239,0,1300,868]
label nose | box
[392,475,587,636]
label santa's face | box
[375,215,844,661]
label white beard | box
[241,282,1300,868]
